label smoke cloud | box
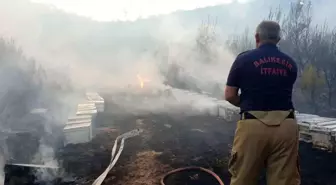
[0,0,334,182]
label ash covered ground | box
[57,97,236,185]
[5,94,336,185]
[57,96,336,185]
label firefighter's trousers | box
[229,111,301,185]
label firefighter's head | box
[255,20,281,48]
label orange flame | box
[137,74,150,88]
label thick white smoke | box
[0,0,334,183]
[0,0,260,181]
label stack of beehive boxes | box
[63,93,105,145]
[86,92,105,112]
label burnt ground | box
[57,112,235,185]
[5,97,336,185]
[56,97,336,185]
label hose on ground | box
[92,128,143,185]
[161,166,225,185]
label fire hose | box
[160,167,225,185]
[92,128,143,185]
[91,128,224,185]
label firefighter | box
[224,20,300,185]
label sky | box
[31,0,253,21]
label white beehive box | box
[76,105,98,130]
[76,106,98,116]
[68,115,93,123]
[296,113,336,151]
[88,100,104,112]
[62,93,104,146]
[86,92,105,112]
[63,122,92,145]
[67,117,93,126]
[77,103,96,109]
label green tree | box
[300,64,325,113]
[225,0,336,114]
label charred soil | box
[59,104,336,185]
[7,98,336,185]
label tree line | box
[225,1,336,115]
[0,38,73,131]
[164,1,336,115]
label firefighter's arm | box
[224,56,242,107]
[224,86,240,107]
